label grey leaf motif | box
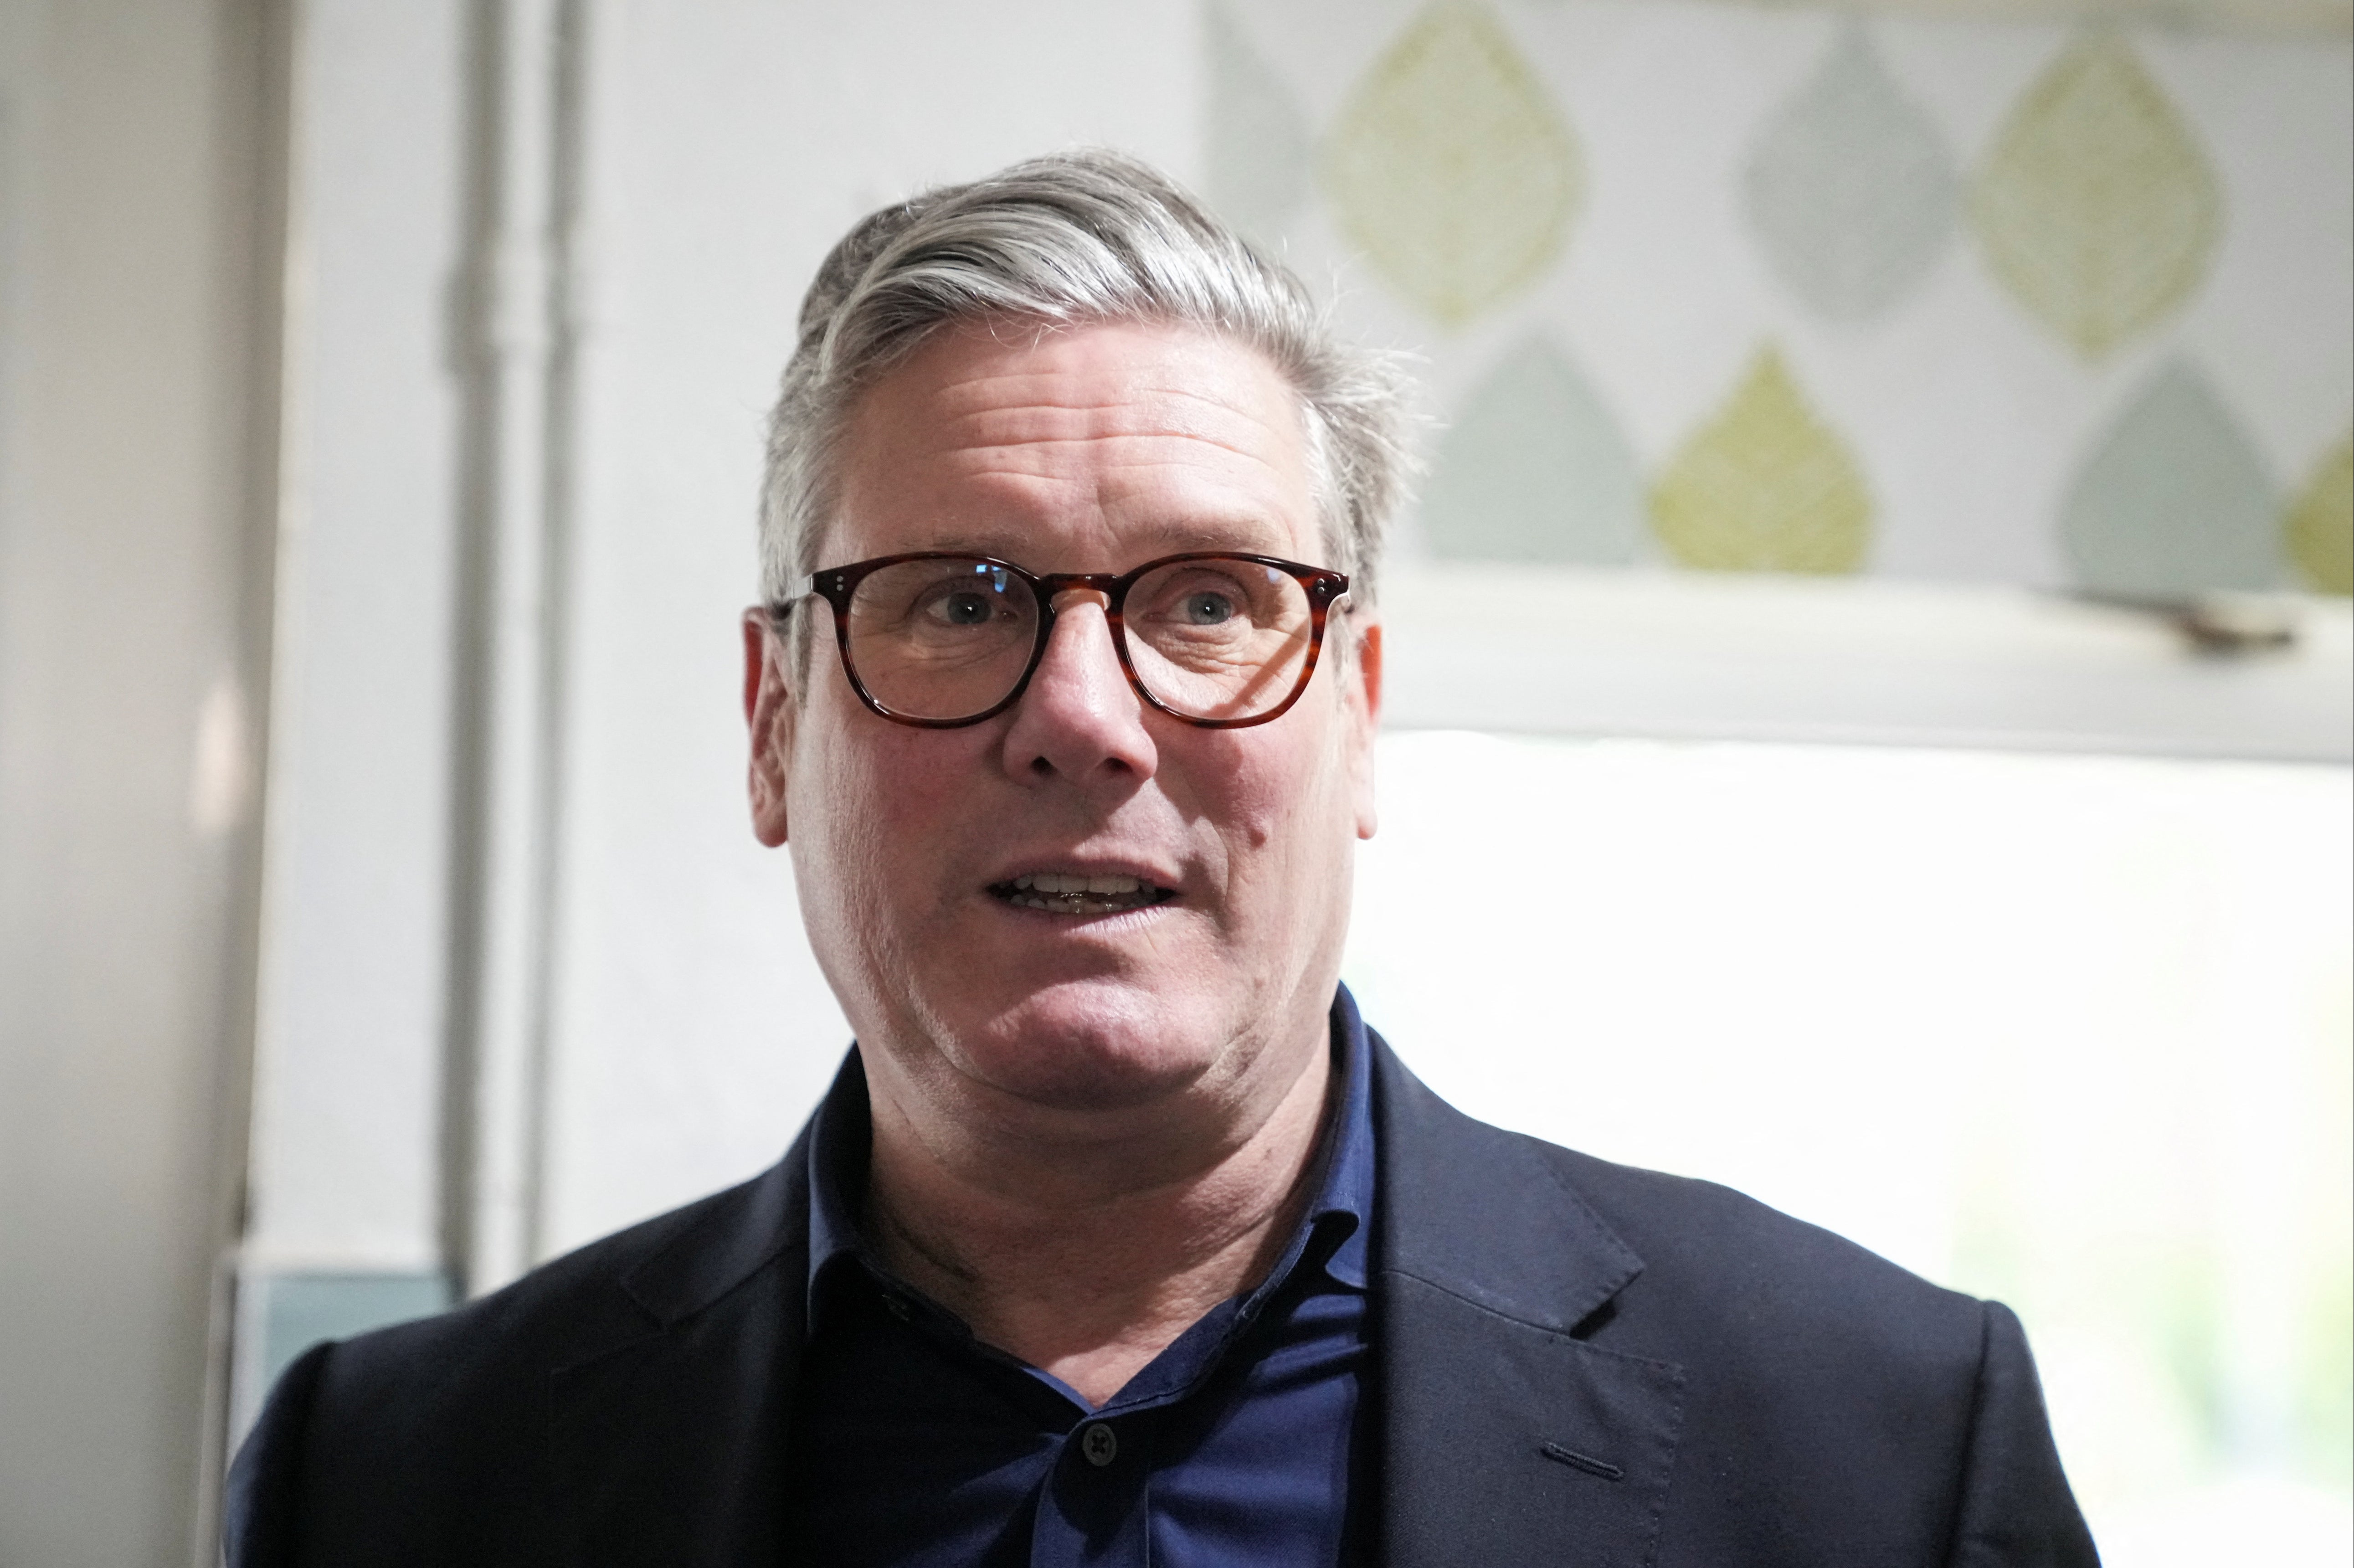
[2061,359,2279,597]
[1745,22,1958,324]
[1420,336,1642,565]
[1205,1,1314,248]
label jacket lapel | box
[1368,1030,1686,1566]
[545,1128,813,1567]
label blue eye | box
[1184,592,1236,625]
[939,592,997,626]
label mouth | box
[986,871,1178,918]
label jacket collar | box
[616,1121,810,1332]
[1365,1008,1687,1566]
[1362,993,1642,1330]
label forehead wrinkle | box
[930,463,1298,555]
[927,365,1286,425]
[930,407,1292,479]
[955,445,1305,555]
[935,430,1289,492]
[922,365,1296,458]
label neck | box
[858,1018,1336,1408]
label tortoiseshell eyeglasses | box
[769,551,1351,730]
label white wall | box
[225,0,472,1438]
[243,0,466,1286]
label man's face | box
[745,320,1380,1120]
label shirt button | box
[1079,1423,1118,1467]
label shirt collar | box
[802,1047,873,1322]
[804,985,1377,1324]
[1311,982,1375,1290]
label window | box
[1346,729,2351,1554]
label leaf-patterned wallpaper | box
[1206,0,2354,596]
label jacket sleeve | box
[1944,1301,2102,1567]
[222,1340,335,1568]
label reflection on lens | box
[1126,558,1312,721]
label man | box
[227,152,2097,1565]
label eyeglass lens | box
[841,556,1317,723]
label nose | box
[997,589,1158,787]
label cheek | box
[791,715,971,908]
[1195,720,1358,896]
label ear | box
[1346,616,1382,841]
[743,610,794,846]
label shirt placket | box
[1030,1408,1152,1566]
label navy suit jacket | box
[227,1029,2099,1565]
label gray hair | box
[758,150,1411,611]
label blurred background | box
[0,0,2346,1562]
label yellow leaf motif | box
[1650,348,1873,574]
[1323,1,1582,327]
[1971,32,2220,359]
[2286,433,2353,596]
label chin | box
[936,977,1226,1113]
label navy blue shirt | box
[782,997,1376,1566]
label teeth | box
[1013,873,1143,895]
[995,871,1166,915]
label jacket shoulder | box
[1372,1033,1983,1363]
[226,1151,809,1565]
[1532,1141,2090,1556]
[1543,1140,1983,1349]
[332,1160,776,1390]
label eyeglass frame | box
[767,550,1353,730]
